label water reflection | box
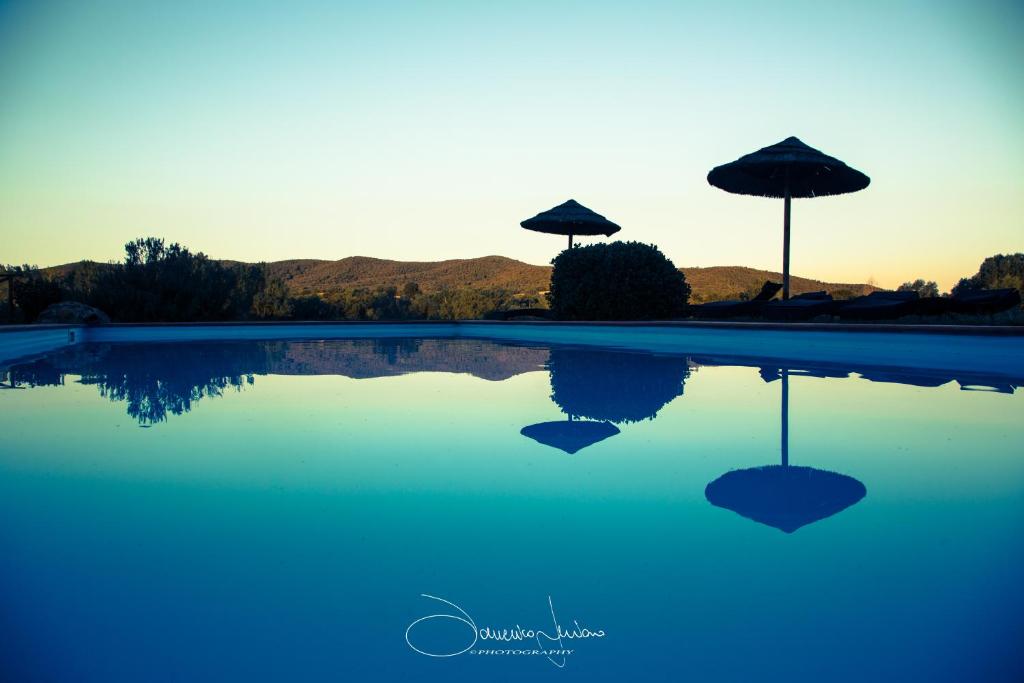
[705,368,867,532]
[547,348,690,423]
[520,419,620,454]
[3,339,1019,437]
[1,339,549,424]
[521,347,691,454]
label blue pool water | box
[1,336,1022,682]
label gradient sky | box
[1,0,1021,289]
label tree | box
[952,253,1024,297]
[2,265,62,322]
[252,278,292,319]
[85,237,267,321]
[289,295,337,320]
[898,279,939,298]
[548,242,690,320]
[402,282,421,299]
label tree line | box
[2,239,1020,323]
[1,237,543,323]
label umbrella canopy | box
[520,420,620,454]
[708,136,870,198]
[521,199,622,250]
[707,136,869,298]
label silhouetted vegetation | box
[80,238,267,321]
[0,265,63,322]
[251,277,293,319]
[898,279,940,298]
[12,241,1019,324]
[549,241,690,320]
[952,253,1024,298]
[2,238,544,322]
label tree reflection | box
[548,347,690,423]
[521,347,691,454]
[3,339,549,425]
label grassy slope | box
[681,265,879,302]
[38,257,878,302]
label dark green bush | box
[548,241,690,320]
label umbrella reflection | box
[705,369,867,532]
[520,348,690,454]
[520,418,620,455]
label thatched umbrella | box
[520,199,622,251]
[707,137,870,299]
[705,369,866,532]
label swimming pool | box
[1,324,1022,682]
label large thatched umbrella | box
[705,369,866,532]
[707,137,870,299]
[520,199,622,251]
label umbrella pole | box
[781,368,789,467]
[568,233,573,250]
[782,185,792,300]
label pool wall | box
[2,321,1023,378]
[0,325,82,363]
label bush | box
[548,241,690,320]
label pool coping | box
[3,319,1024,382]
[2,319,1023,336]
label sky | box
[0,0,1021,290]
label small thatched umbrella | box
[707,137,870,299]
[520,199,622,251]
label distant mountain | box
[41,257,879,302]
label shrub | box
[548,241,690,320]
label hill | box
[263,255,551,297]
[38,257,878,302]
[259,257,877,302]
[681,266,879,302]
